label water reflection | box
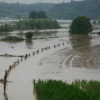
[16,31,25,38]
[25,40,33,49]
[70,35,91,52]
[69,34,100,68]
[33,31,57,39]
[0,32,10,38]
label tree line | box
[0,19,60,32]
[29,11,48,19]
[0,0,100,19]
[50,0,100,19]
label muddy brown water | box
[0,22,100,100]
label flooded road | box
[0,20,100,100]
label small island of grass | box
[1,36,24,42]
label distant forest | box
[0,0,100,19]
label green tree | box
[29,11,48,19]
[38,11,48,18]
[69,16,93,34]
[29,11,38,19]
[25,32,34,40]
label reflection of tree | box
[45,32,57,37]
[70,35,91,52]
[25,40,34,49]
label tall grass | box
[33,80,100,100]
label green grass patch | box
[1,36,24,42]
[34,80,100,100]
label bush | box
[29,11,48,19]
[69,16,93,34]
[25,32,34,40]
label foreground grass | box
[34,80,100,100]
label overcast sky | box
[1,0,71,4]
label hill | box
[0,2,54,18]
[0,0,100,19]
[50,0,100,19]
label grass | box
[1,36,24,42]
[33,80,100,100]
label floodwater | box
[0,20,100,100]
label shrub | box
[25,32,34,40]
[69,16,93,34]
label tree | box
[29,11,48,19]
[25,32,34,40]
[38,11,48,18]
[69,16,93,34]
[29,11,38,19]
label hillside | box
[0,2,54,18]
[0,0,100,19]
[50,0,100,19]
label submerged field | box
[0,20,100,100]
[34,80,100,100]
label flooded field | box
[0,20,100,100]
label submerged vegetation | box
[0,19,60,32]
[25,32,34,40]
[34,80,100,100]
[1,36,24,42]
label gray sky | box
[2,0,71,4]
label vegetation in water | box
[1,36,24,42]
[69,16,93,34]
[33,80,100,100]
[0,19,60,32]
[25,32,34,40]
